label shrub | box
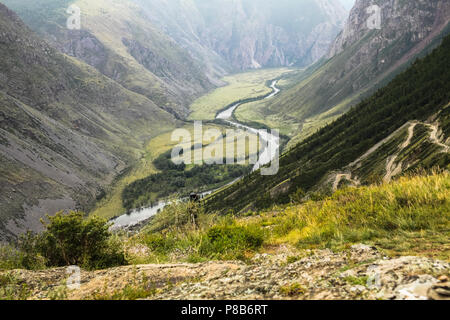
[279,283,307,297]
[0,246,23,270]
[17,232,46,270]
[0,233,45,271]
[38,211,126,269]
[200,223,264,259]
[0,273,31,300]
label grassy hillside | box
[1,171,447,300]
[130,171,449,264]
[205,34,450,214]
[0,3,176,240]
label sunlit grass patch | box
[127,172,449,265]
[188,68,291,121]
[279,283,307,297]
[234,99,301,137]
[250,171,450,258]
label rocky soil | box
[2,244,449,300]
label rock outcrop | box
[326,0,450,94]
[2,244,448,300]
[329,0,450,58]
[136,0,347,71]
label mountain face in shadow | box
[0,3,176,240]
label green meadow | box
[188,68,292,121]
[91,124,260,219]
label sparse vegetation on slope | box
[0,3,176,240]
[1,172,448,300]
[205,33,450,214]
[127,171,449,264]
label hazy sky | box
[340,0,356,11]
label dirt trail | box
[332,122,415,190]
[402,122,417,148]
[349,122,412,167]
[341,120,448,186]
[383,122,417,183]
[426,123,449,153]
[332,173,360,192]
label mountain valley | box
[0,0,449,302]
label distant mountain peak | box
[135,0,348,70]
[328,0,450,58]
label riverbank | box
[109,76,285,229]
[188,69,292,121]
[91,69,291,222]
[91,123,248,220]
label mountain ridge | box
[133,0,347,71]
[241,0,450,148]
[0,0,218,118]
[0,3,176,241]
[205,31,450,214]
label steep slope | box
[205,33,450,213]
[328,111,450,193]
[246,0,450,145]
[1,0,217,118]
[0,4,176,241]
[339,0,355,11]
[133,0,347,71]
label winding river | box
[111,80,281,229]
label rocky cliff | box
[258,0,450,142]
[328,0,450,75]
[135,0,347,71]
[1,0,218,118]
[330,0,450,55]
